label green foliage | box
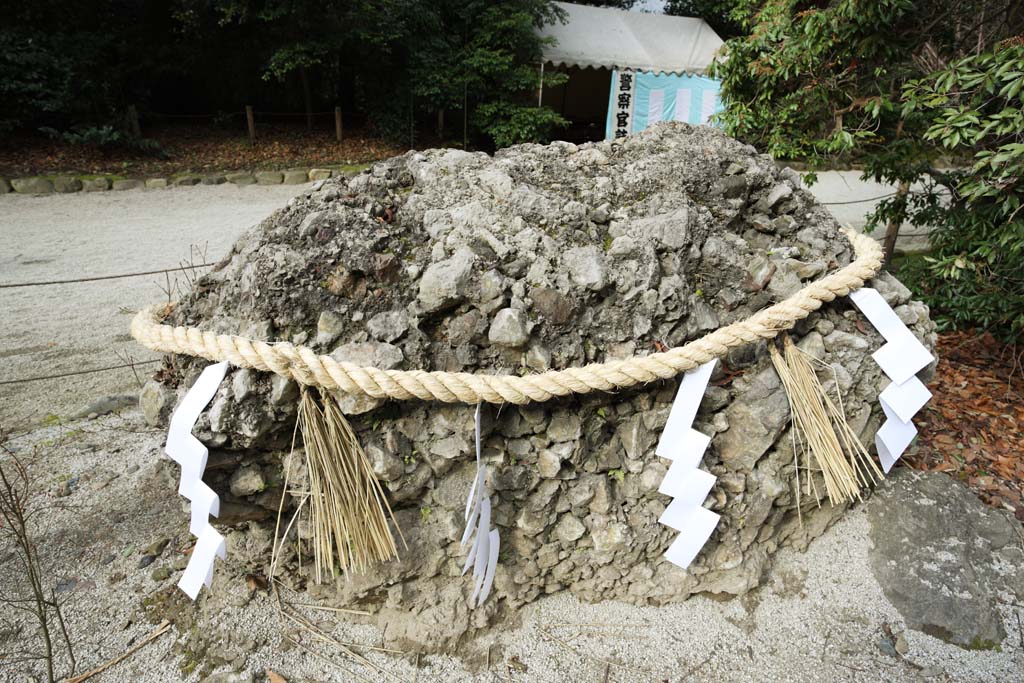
[475,101,568,148]
[712,1,1024,338]
[2,0,568,149]
[404,0,568,148]
[892,44,1024,336]
[665,0,746,38]
[38,125,165,156]
[205,0,568,148]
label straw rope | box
[130,228,882,406]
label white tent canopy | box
[537,2,724,75]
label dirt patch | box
[0,123,404,178]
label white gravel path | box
[0,184,307,428]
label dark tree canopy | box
[0,0,570,149]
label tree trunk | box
[882,181,910,266]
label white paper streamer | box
[164,361,229,600]
[849,288,935,473]
[654,359,719,569]
[460,404,499,607]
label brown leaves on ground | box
[905,330,1024,522]
[0,123,405,178]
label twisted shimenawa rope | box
[131,228,882,406]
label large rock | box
[151,123,936,651]
[12,177,54,194]
[867,470,1024,649]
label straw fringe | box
[296,388,404,580]
[770,335,883,507]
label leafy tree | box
[577,0,639,9]
[204,0,568,147]
[895,43,1024,335]
[664,0,744,38]
[711,0,1024,337]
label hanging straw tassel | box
[769,335,883,508]
[296,388,405,582]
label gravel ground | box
[0,184,307,429]
[1,410,1020,683]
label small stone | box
[202,672,253,683]
[488,308,529,347]
[309,168,333,181]
[538,450,562,478]
[367,311,409,342]
[73,394,136,419]
[591,521,629,554]
[365,444,404,481]
[256,171,283,185]
[145,178,169,189]
[227,172,256,185]
[717,175,748,199]
[82,177,111,192]
[755,184,793,212]
[283,170,309,185]
[564,246,607,291]
[418,248,476,313]
[797,331,826,360]
[151,567,173,582]
[143,538,170,556]
[547,413,581,442]
[823,330,870,352]
[894,633,908,655]
[202,174,227,185]
[137,555,156,569]
[316,311,346,345]
[90,472,117,491]
[269,375,298,406]
[12,177,54,194]
[139,380,175,427]
[525,344,551,371]
[743,255,776,291]
[230,466,266,497]
[554,515,586,543]
[52,176,82,193]
[530,287,574,325]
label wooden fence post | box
[127,105,142,138]
[245,105,256,146]
[335,106,343,143]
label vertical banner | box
[606,69,636,140]
[608,71,723,139]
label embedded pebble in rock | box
[153,122,936,652]
[488,308,529,347]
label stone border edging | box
[0,166,352,197]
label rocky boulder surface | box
[867,470,1024,650]
[142,123,936,650]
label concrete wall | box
[804,170,933,254]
